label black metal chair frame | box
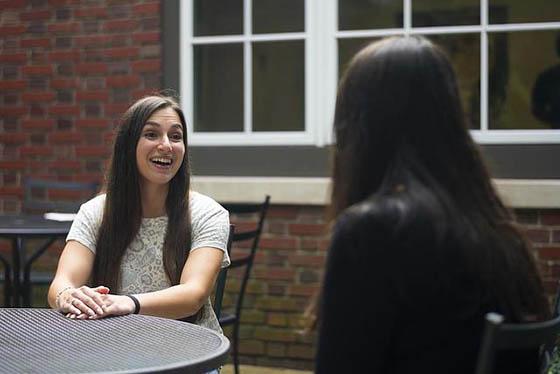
[21,177,99,306]
[213,224,234,319]
[219,195,270,374]
[475,281,560,374]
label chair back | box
[23,177,99,213]
[221,195,270,321]
[213,224,234,319]
[475,311,560,374]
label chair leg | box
[232,321,240,374]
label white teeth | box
[151,157,172,165]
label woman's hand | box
[65,293,136,320]
[57,285,109,319]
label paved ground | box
[221,365,312,374]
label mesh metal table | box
[0,308,230,373]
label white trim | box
[192,176,560,208]
[480,0,488,132]
[180,1,194,132]
[191,33,306,44]
[471,130,560,144]
[244,0,252,135]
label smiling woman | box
[46,95,231,337]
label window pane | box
[413,0,479,27]
[193,44,243,132]
[253,0,304,34]
[253,41,304,132]
[489,0,560,24]
[193,0,243,36]
[489,30,560,130]
[428,34,481,129]
[339,0,403,30]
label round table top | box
[0,308,230,373]
[0,214,73,236]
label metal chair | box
[219,196,270,374]
[21,177,99,306]
[475,298,560,374]
[213,224,234,319]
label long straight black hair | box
[93,95,191,292]
[329,36,549,322]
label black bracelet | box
[126,295,141,314]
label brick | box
[48,22,80,33]
[0,26,27,35]
[0,106,26,116]
[76,90,109,101]
[22,92,56,102]
[75,35,112,47]
[539,246,560,260]
[75,146,110,157]
[239,310,266,324]
[132,32,160,43]
[289,223,326,236]
[287,345,314,359]
[103,47,139,59]
[103,19,138,32]
[267,313,288,327]
[105,103,130,115]
[21,38,51,48]
[0,80,26,90]
[22,119,56,129]
[49,105,80,116]
[254,267,295,281]
[20,10,51,21]
[237,340,265,355]
[553,231,560,243]
[0,187,24,198]
[260,237,298,250]
[20,146,52,156]
[256,297,299,312]
[288,285,317,297]
[131,60,161,72]
[76,63,109,75]
[287,254,325,267]
[48,160,81,170]
[525,229,550,244]
[254,326,297,342]
[0,133,27,144]
[268,206,300,219]
[106,75,140,88]
[22,65,53,75]
[50,78,79,89]
[0,160,27,170]
[266,343,287,357]
[49,132,83,143]
[0,0,25,8]
[74,7,108,18]
[76,119,108,128]
[48,50,81,62]
[542,211,560,226]
[48,189,84,200]
[0,53,27,63]
[133,2,159,15]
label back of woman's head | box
[332,36,492,216]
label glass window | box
[489,30,560,130]
[193,44,244,132]
[339,0,403,30]
[253,41,305,131]
[412,0,480,27]
[338,38,379,78]
[489,0,560,24]
[193,0,243,36]
[253,0,305,34]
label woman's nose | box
[158,136,172,151]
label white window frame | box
[181,0,560,146]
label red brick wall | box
[0,0,162,213]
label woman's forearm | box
[133,283,208,319]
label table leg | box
[12,237,22,307]
[0,253,11,307]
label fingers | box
[92,286,110,294]
[61,286,109,318]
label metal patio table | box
[0,214,73,307]
[0,308,230,373]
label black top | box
[315,200,539,374]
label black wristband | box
[127,295,141,314]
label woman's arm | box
[100,246,224,319]
[48,240,108,318]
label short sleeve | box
[66,194,105,253]
[190,192,231,268]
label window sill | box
[192,176,560,209]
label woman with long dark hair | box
[315,36,549,373]
[48,95,230,334]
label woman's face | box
[136,107,185,189]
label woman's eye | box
[171,133,183,141]
[143,132,157,139]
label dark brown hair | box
[93,95,192,291]
[322,36,549,323]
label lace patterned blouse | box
[66,191,231,333]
